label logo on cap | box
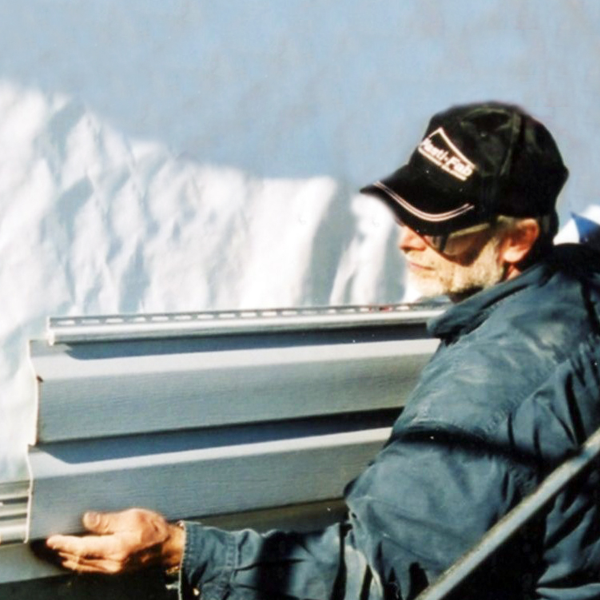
[418,127,475,182]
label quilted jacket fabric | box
[180,243,600,600]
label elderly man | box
[46,103,600,600]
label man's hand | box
[45,508,185,574]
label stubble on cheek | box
[404,235,505,299]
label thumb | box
[82,510,123,535]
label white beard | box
[406,234,506,300]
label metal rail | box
[46,302,446,344]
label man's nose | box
[398,226,427,252]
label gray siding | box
[2,305,441,585]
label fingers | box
[53,550,127,574]
[44,508,173,575]
[59,559,111,574]
[46,534,134,574]
[46,533,121,558]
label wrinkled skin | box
[45,508,184,574]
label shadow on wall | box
[0,0,423,311]
[306,182,404,306]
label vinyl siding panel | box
[28,426,390,539]
[1,305,441,584]
[33,335,437,442]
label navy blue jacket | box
[180,244,600,600]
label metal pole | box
[416,425,600,600]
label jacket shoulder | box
[399,255,600,441]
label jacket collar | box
[427,243,600,340]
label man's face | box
[399,225,506,301]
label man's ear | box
[500,218,540,266]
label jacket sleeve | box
[178,520,347,600]
[177,336,600,600]
[177,424,529,600]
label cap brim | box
[360,164,480,236]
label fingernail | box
[84,511,99,526]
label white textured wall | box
[1,0,599,481]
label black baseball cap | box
[360,102,569,236]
